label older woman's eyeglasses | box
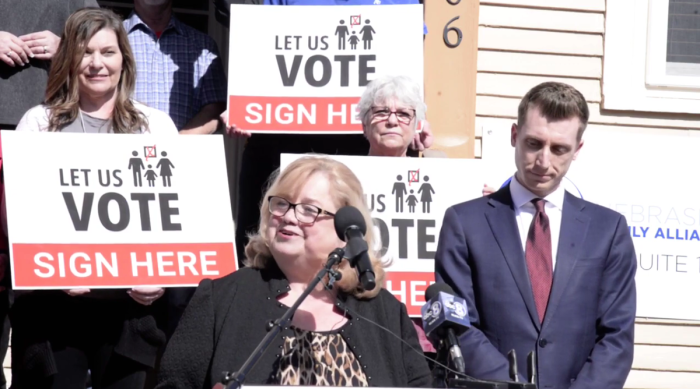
[268,196,336,224]
[370,106,416,124]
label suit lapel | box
[542,192,590,329]
[485,187,541,330]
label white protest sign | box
[281,153,485,316]
[227,4,424,134]
[1,131,237,290]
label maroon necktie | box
[525,199,553,323]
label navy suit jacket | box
[435,185,636,389]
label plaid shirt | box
[124,12,227,130]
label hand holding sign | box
[64,288,91,296]
[128,286,165,306]
[410,120,434,152]
[482,184,496,197]
[221,110,251,138]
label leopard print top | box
[275,327,368,386]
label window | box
[647,0,700,89]
[665,1,700,75]
[603,0,700,114]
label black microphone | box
[423,282,470,375]
[334,206,376,291]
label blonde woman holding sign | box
[12,8,176,389]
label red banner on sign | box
[383,271,435,317]
[12,242,236,289]
[228,96,363,134]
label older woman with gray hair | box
[357,75,439,158]
[357,75,443,355]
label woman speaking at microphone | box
[11,8,177,389]
[156,156,431,388]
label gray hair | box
[356,75,427,130]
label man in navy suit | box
[435,82,636,389]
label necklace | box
[79,110,110,133]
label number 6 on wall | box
[443,16,463,48]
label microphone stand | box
[214,248,345,389]
[431,340,449,388]
[434,342,538,389]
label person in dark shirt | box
[156,156,431,388]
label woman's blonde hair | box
[44,8,147,133]
[244,155,386,299]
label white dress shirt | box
[509,176,566,270]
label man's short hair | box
[517,82,590,140]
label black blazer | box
[155,267,432,388]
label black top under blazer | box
[155,266,433,388]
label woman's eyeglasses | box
[268,196,336,224]
[370,106,416,124]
